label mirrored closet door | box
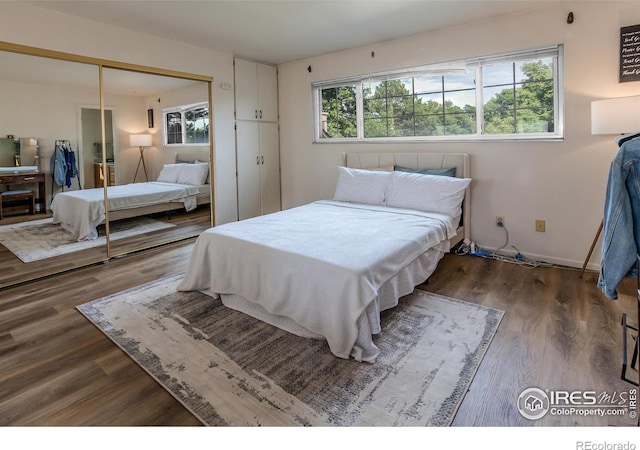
[101,67,213,258]
[0,41,214,289]
[0,48,106,289]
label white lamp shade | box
[591,95,640,135]
[130,134,152,147]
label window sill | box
[313,134,564,145]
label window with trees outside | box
[163,102,210,145]
[313,45,563,142]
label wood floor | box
[0,206,211,289]
[423,254,638,427]
[0,245,637,426]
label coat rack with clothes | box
[49,139,82,202]
[592,133,640,298]
[592,134,640,389]
[580,132,640,279]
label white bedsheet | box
[177,200,456,361]
[51,181,202,241]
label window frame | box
[162,101,210,146]
[312,45,564,143]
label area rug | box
[0,217,176,262]
[77,273,504,426]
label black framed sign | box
[620,24,640,82]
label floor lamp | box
[580,95,640,278]
[130,133,152,183]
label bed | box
[51,152,210,241]
[178,152,471,362]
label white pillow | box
[386,170,471,217]
[195,160,211,184]
[177,162,209,185]
[157,164,184,183]
[333,166,390,205]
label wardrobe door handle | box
[256,156,259,165]
[259,110,263,119]
[255,109,258,119]
[261,156,264,164]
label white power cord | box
[459,223,553,269]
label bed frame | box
[107,150,211,222]
[345,152,471,247]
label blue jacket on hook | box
[50,145,66,187]
[597,137,640,299]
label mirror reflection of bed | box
[51,150,211,224]
[99,151,211,257]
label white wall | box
[278,1,640,269]
[0,76,108,198]
[0,2,238,224]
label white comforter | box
[51,181,201,241]
[178,200,456,361]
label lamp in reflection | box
[130,133,152,183]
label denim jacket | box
[597,138,640,299]
[49,145,66,187]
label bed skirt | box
[220,241,449,362]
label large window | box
[163,102,210,145]
[313,46,563,142]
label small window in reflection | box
[166,111,182,144]
[163,102,209,145]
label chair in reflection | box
[0,189,35,219]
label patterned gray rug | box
[0,217,175,262]
[77,273,504,426]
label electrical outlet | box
[535,219,546,232]
[496,216,504,227]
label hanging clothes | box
[64,147,78,188]
[597,136,640,299]
[50,142,67,186]
[49,140,82,194]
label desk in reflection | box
[0,171,46,214]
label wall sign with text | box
[620,24,640,82]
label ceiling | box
[28,0,564,65]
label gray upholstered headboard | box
[345,152,471,243]
[345,152,469,178]
[174,150,210,163]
